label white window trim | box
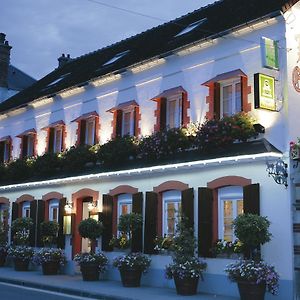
[49,199,59,222]
[218,186,243,241]
[27,134,35,157]
[85,118,96,145]
[162,190,181,236]
[121,108,134,137]
[166,94,182,129]
[53,127,63,153]
[22,201,30,218]
[220,78,241,118]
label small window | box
[220,80,241,117]
[103,50,130,66]
[0,204,7,222]
[53,127,63,153]
[49,199,59,222]
[0,140,10,163]
[175,18,207,37]
[26,135,35,157]
[117,194,132,219]
[85,118,96,145]
[122,110,134,136]
[166,95,182,129]
[22,201,31,218]
[162,190,181,236]
[218,186,243,242]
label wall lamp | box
[88,200,97,211]
[64,200,73,213]
[253,123,265,134]
[266,158,288,187]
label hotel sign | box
[261,37,279,70]
[254,73,276,111]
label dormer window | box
[103,50,130,66]
[0,136,11,163]
[17,129,37,159]
[175,18,207,37]
[42,120,65,154]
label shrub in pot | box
[8,245,34,271]
[11,217,33,246]
[40,221,59,247]
[0,217,9,267]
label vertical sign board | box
[63,215,72,235]
[261,37,279,70]
[254,73,276,111]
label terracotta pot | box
[237,281,266,300]
[14,258,29,271]
[174,276,199,295]
[80,263,99,281]
[42,261,60,275]
[120,268,142,287]
[0,252,7,267]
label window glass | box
[27,135,34,157]
[166,96,182,129]
[221,79,241,117]
[85,118,95,145]
[163,190,181,236]
[117,194,132,218]
[54,128,63,153]
[218,186,243,241]
[22,201,31,218]
[122,111,132,136]
[49,199,59,222]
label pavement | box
[0,266,239,300]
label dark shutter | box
[11,202,19,242]
[79,120,86,146]
[240,76,246,111]
[36,200,45,247]
[213,82,221,120]
[116,109,123,137]
[144,192,158,254]
[102,194,113,251]
[243,184,260,215]
[198,187,213,257]
[29,200,37,247]
[181,188,194,230]
[132,192,143,252]
[57,198,66,249]
[0,142,4,163]
[133,106,138,137]
[160,97,167,131]
[22,136,28,157]
[48,128,55,153]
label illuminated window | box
[53,127,63,153]
[166,95,182,129]
[22,201,31,218]
[85,118,96,145]
[117,194,132,219]
[163,190,181,236]
[122,110,134,136]
[49,199,59,222]
[221,80,241,117]
[218,186,243,242]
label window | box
[122,109,134,136]
[0,138,11,163]
[0,204,7,222]
[85,118,96,145]
[175,18,207,37]
[218,186,243,242]
[162,190,181,236]
[22,201,31,218]
[220,80,241,117]
[53,127,63,153]
[166,95,182,129]
[17,129,36,159]
[49,199,59,222]
[117,194,132,218]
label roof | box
[107,100,138,113]
[7,65,36,91]
[0,0,297,114]
[151,86,186,101]
[202,69,246,86]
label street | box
[0,282,98,300]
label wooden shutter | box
[29,200,37,247]
[22,135,28,157]
[132,192,143,252]
[102,194,113,251]
[133,106,139,137]
[181,188,194,230]
[79,120,86,146]
[48,128,55,153]
[36,200,45,247]
[144,192,158,254]
[160,97,167,131]
[240,76,246,111]
[0,142,4,163]
[57,198,66,249]
[213,82,221,120]
[243,184,260,215]
[116,109,123,137]
[198,187,213,257]
[11,202,19,242]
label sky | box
[0,0,214,80]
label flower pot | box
[120,268,142,287]
[174,276,199,295]
[14,258,30,271]
[42,261,60,275]
[0,252,7,267]
[237,281,266,300]
[80,263,99,281]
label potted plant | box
[154,235,174,254]
[225,260,279,299]
[211,239,243,259]
[113,252,151,287]
[33,248,66,275]
[109,234,130,251]
[75,218,106,281]
[40,221,59,247]
[8,245,34,271]
[165,217,207,295]
[0,213,9,267]
[11,217,33,246]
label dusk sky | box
[1,1,214,80]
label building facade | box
[0,0,300,298]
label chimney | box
[58,53,72,67]
[0,33,12,88]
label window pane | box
[52,207,58,222]
[25,209,30,218]
[168,100,177,129]
[27,135,34,157]
[54,128,62,153]
[237,199,244,215]
[86,119,95,145]
[235,82,241,112]
[222,85,233,116]
[167,203,176,235]
[223,200,233,241]
[123,112,131,136]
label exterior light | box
[64,200,73,213]
[88,201,97,211]
[266,159,288,187]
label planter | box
[120,268,142,287]
[174,276,199,295]
[42,261,60,275]
[80,263,99,281]
[237,281,266,300]
[0,252,7,267]
[14,258,30,271]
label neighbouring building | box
[0,0,300,298]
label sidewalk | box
[0,267,239,300]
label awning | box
[0,135,11,142]
[151,86,186,101]
[107,100,138,113]
[202,69,247,86]
[41,120,65,130]
[71,111,98,122]
[16,128,36,138]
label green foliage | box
[40,221,59,246]
[118,213,143,236]
[11,217,33,246]
[33,153,62,177]
[78,218,103,241]
[0,211,9,247]
[5,159,34,183]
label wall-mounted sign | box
[63,215,72,235]
[254,73,276,111]
[261,37,279,70]
[293,66,300,93]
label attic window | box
[103,50,130,66]
[175,18,207,37]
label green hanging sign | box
[261,37,279,70]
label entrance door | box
[81,201,90,253]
